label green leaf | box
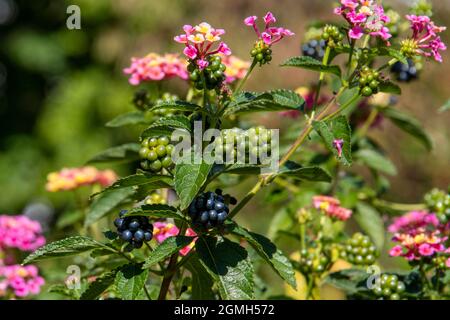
[80,269,119,300]
[141,115,192,139]
[125,204,187,221]
[354,149,397,175]
[326,269,368,294]
[354,202,385,250]
[379,81,401,95]
[379,48,408,64]
[381,107,433,151]
[139,126,173,138]
[228,222,296,289]
[224,89,305,116]
[85,187,135,227]
[281,56,342,77]
[95,173,173,196]
[87,143,141,164]
[313,115,352,165]
[174,156,213,210]
[196,236,254,300]
[278,163,332,182]
[23,236,105,264]
[56,210,84,229]
[185,254,216,300]
[143,236,194,269]
[149,100,200,112]
[106,111,149,127]
[439,99,450,113]
[115,264,149,300]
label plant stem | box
[228,179,264,219]
[355,107,379,140]
[157,223,187,300]
[313,46,331,112]
[372,199,426,211]
[234,59,257,95]
[378,58,398,72]
[143,285,152,300]
[322,93,360,121]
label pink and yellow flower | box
[244,12,294,46]
[334,0,392,43]
[0,215,45,252]
[0,264,45,299]
[388,211,440,235]
[45,167,117,192]
[153,221,197,256]
[389,231,447,260]
[124,53,188,85]
[175,22,231,70]
[402,15,447,62]
[312,195,352,221]
[220,55,251,84]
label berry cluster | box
[188,189,236,229]
[139,136,174,173]
[372,274,406,300]
[321,25,344,48]
[145,191,167,205]
[188,55,226,90]
[114,210,153,249]
[298,249,330,274]
[424,188,450,223]
[250,41,272,66]
[391,59,418,82]
[302,39,327,61]
[213,127,274,164]
[153,93,179,117]
[358,67,381,97]
[341,233,378,266]
[133,89,149,111]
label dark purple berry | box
[121,230,133,241]
[134,229,144,241]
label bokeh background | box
[0,0,449,297]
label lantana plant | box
[22,1,449,300]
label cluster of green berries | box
[213,127,274,164]
[114,210,153,249]
[153,93,178,117]
[321,25,344,48]
[250,41,272,66]
[298,249,330,274]
[341,233,378,266]
[139,136,174,173]
[145,191,167,205]
[425,188,450,223]
[432,255,449,269]
[372,274,406,300]
[133,90,149,111]
[188,55,226,90]
[358,67,381,97]
[188,189,236,229]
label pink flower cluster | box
[124,53,188,85]
[46,166,117,192]
[0,264,44,298]
[312,195,353,221]
[388,211,449,261]
[404,15,447,62]
[153,222,197,256]
[334,0,392,43]
[244,12,294,46]
[0,215,45,252]
[175,22,231,70]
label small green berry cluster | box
[425,188,450,223]
[250,41,272,66]
[153,93,178,117]
[298,249,330,274]
[213,127,274,164]
[341,233,378,266]
[432,255,449,269]
[139,136,174,173]
[358,67,381,97]
[133,90,149,111]
[372,274,406,300]
[321,25,344,48]
[188,55,226,90]
[400,39,419,59]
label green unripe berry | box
[256,53,264,61]
[251,49,258,56]
[390,293,400,300]
[149,160,162,172]
[165,144,174,155]
[147,150,158,161]
[361,86,373,97]
[149,138,158,148]
[141,139,149,148]
[158,136,170,146]
[155,145,167,157]
[369,80,379,89]
[140,160,150,170]
[139,147,150,159]
[161,156,173,168]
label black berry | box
[391,59,418,82]
[114,210,153,249]
[302,39,327,61]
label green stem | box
[346,39,356,78]
[322,93,360,121]
[313,46,331,112]
[228,179,264,219]
[234,59,257,95]
[354,107,379,140]
[378,58,398,72]
[143,285,152,300]
[362,34,371,49]
[372,199,426,212]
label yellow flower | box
[195,22,212,34]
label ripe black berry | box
[372,274,406,300]
[188,190,235,229]
[302,39,327,61]
[341,233,378,266]
[114,210,153,249]
[391,59,418,82]
[139,135,175,173]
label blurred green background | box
[0,0,449,223]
